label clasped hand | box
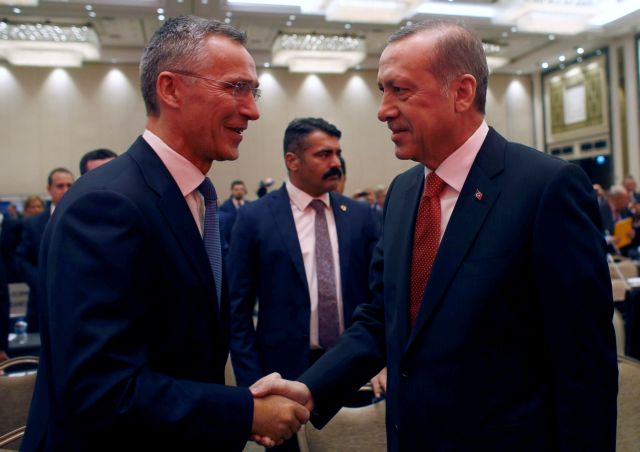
[250,372,314,448]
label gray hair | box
[140,15,246,116]
[609,185,627,198]
[388,20,489,114]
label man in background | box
[79,148,118,175]
[22,16,307,451]
[14,167,74,333]
[219,180,250,245]
[254,20,617,452]
[228,117,380,451]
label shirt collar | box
[426,121,489,192]
[142,129,205,196]
[285,180,331,212]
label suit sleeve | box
[228,207,265,387]
[43,191,253,446]
[14,219,38,289]
[533,163,617,451]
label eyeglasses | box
[171,70,261,100]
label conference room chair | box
[610,259,639,279]
[297,389,386,452]
[617,355,640,451]
[0,356,39,450]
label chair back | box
[298,396,386,452]
[617,355,640,451]
[0,356,39,450]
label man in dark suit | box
[219,179,250,245]
[251,20,617,451]
[22,16,308,451]
[0,253,9,363]
[14,167,74,333]
[229,117,380,451]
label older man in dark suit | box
[22,16,308,452]
[251,20,617,452]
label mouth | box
[229,126,246,135]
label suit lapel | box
[331,193,351,298]
[406,129,507,353]
[268,185,309,292]
[127,138,218,312]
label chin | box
[394,146,416,161]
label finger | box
[250,372,282,397]
[293,401,310,424]
[370,377,381,398]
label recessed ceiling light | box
[541,62,549,69]
[577,47,584,54]
[548,34,555,40]
[289,15,295,21]
[13,7,21,14]
[559,55,565,62]
[286,20,292,26]
[225,11,232,17]
[344,23,352,30]
[158,15,165,21]
[510,26,517,33]
[157,8,164,14]
[224,17,231,23]
[88,11,96,17]
[264,62,270,68]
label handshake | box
[249,372,314,448]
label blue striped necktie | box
[198,177,222,304]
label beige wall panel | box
[0,64,534,204]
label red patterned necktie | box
[409,172,447,326]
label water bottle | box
[14,317,28,343]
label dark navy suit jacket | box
[0,216,23,283]
[299,128,618,451]
[15,209,50,332]
[228,184,379,386]
[22,137,253,451]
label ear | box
[451,74,477,113]
[156,71,182,110]
[284,152,300,173]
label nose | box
[239,95,260,121]
[377,91,398,123]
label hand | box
[251,394,309,447]
[369,367,387,399]
[250,372,314,411]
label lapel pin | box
[474,189,483,201]
[340,204,347,212]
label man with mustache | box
[228,117,380,451]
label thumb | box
[250,372,282,397]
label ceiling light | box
[85,5,93,11]
[0,23,100,67]
[559,55,565,62]
[541,62,549,69]
[415,2,495,19]
[577,47,584,54]
[13,7,21,14]
[326,0,422,24]
[157,8,165,14]
[0,0,37,5]
[272,33,366,74]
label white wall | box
[0,63,534,201]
